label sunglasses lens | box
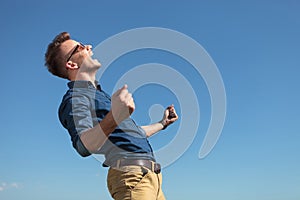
[80,43,85,48]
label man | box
[44,32,178,200]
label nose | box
[86,44,92,50]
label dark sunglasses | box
[66,43,85,62]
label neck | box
[69,71,97,88]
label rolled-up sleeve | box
[59,94,93,157]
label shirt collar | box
[67,80,101,90]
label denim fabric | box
[58,81,155,164]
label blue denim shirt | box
[58,81,155,165]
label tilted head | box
[45,32,100,80]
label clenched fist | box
[160,105,178,129]
[111,84,135,125]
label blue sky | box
[1,0,300,199]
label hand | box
[160,105,178,129]
[111,85,135,124]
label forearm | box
[141,121,164,137]
[80,85,135,153]
[142,105,178,137]
[80,111,117,153]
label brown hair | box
[44,32,71,79]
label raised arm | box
[80,85,135,153]
[141,105,178,137]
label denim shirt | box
[58,81,155,165]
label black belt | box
[111,159,161,174]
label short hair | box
[44,32,71,79]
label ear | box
[65,61,80,70]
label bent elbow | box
[75,138,92,157]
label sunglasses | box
[66,43,85,62]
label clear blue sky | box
[1,0,299,199]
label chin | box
[94,60,102,68]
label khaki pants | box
[107,165,166,200]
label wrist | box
[105,111,118,128]
[159,119,168,130]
